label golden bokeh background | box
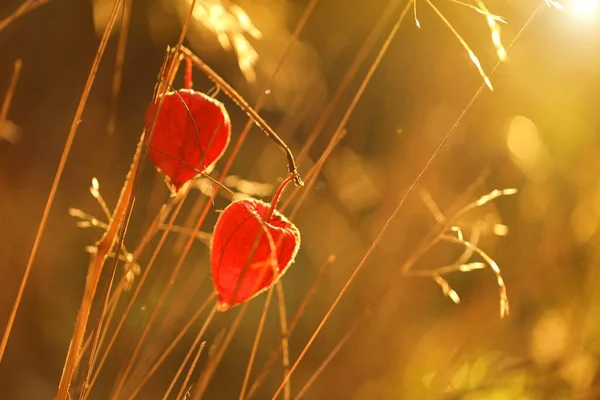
[0,0,599,399]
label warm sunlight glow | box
[570,0,599,19]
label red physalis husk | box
[210,198,300,311]
[145,89,231,193]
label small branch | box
[441,234,509,317]
[0,0,51,34]
[180,46,303,187]
[420,189,446,224]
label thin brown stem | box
[191,303,250,399]
[57,121,142,400]
[294,0,402,165]
[0,0,51,34]
[0,0,120,368]
[3,0,124,393]
[77,283,122,400]
[107,2,199,397]
[100,188,191,399]
[264,175,294,221]
[125,292,217,399]
[245,255,335,400]
[180,46,303,187]
[162,306,217,400]
[270,3,416,397]
[83,191,189,399]
[273,4,544,396]
[293,310,365,400]
[176,341,207,400]
[281,128,346,214]
[107,0,134,136]
[239,290,275,400]
[274,283,291,400]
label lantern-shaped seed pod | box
[145,89,231,192]
[210,177,300,311]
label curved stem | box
[264,175,294,221]
[184,56,193,90]
[180,46,304,187]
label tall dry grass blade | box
[107,0,134,136]
[1,0,121,369]
[107,2,200,396]
[125,292,217,399]
[77,284,121,400]
[3,0,123,390]
[162,306,217,400]
[293,309,365,400]
[474,0,507,61]
[245,255,335,400]
[80,53,188,391]
[77,197,174,387]
[103,187,192,399]
[191,303,251,399]
[274,283,291,400]
[176,341,207,400]
[239,290,275,400]
[0,0,51,34]
[294,0,402,165]
[83,191,189,399]
[273,0,518,393]
[424,0,493,90]
[57,121,141,400]
[273,5,545,395]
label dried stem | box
[245,255,335,400]
[107,0,134,136]
[294,0,402,165]
[104,188,192,399]
[191,303,251,399]
[1,0,123,388]
[57,125,142,400]
[125,292,217,399]
[0,0,51,34]
[425,0,493,90]
[180,46,303,187]
[176,341,207,400]
[239,290,275,400]
[282,128,347,215]
[107,2,200,396]
[275,283,291,400]
[82,191,189,399]
[442,234,509,317]
[162,305,217,400]
[272,5,545,395]
[271,0,496,395]
[264,175,295,221]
